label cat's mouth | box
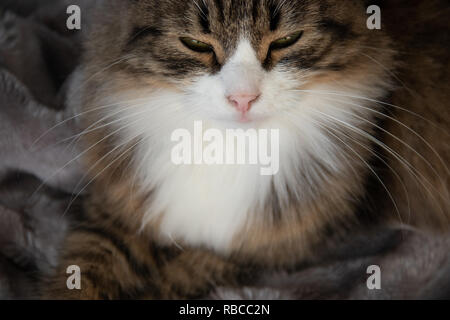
[214,112,272,128]
[237,113,251,123]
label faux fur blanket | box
[0,0,449,300]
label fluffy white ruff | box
[100,40,386,252]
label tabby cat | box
[44,0,450,299]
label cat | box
[43,0,449,299]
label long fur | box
[41,0,450,299]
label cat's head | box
[78,0,396,251]
[83,0,393,125]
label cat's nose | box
[227,94,260,114]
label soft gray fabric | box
[0,1,83,299]
[211,230,450,300]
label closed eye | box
[269,31,303,50]
[180,37,214,53]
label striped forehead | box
[187,0,304,60]
[193,0,288,33]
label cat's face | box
[96,0,391,125]
[81,0,395,251]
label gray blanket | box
[0,0,449,300]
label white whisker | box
[320,95,450,176]
[311,108,446,217]
[32,112,152,197]
[280,109,407,225]
[290,89,449,137]
[63,135,149,217]
[60,102,151,151]
[31,97,149,149]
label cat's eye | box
[180,37,214,53]
[270,31,303,50]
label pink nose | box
[227,94,260,114]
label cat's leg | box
[42,206,242,299]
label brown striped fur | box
[43,0,449,299]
